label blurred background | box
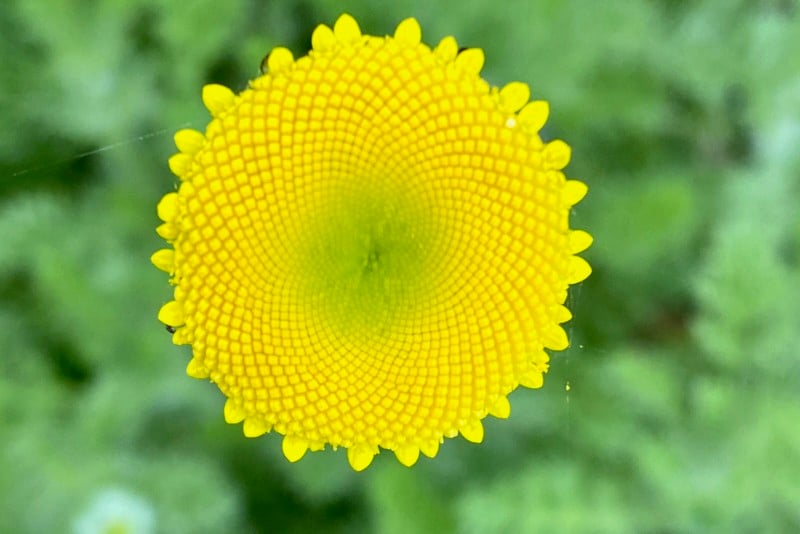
[1,0,799,532]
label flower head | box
[152,14,591,471]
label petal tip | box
[186,358,209,379]
[552,304,573,324]
[518,100,550,132]
[201,84,236,116]
[394,18,422,45]
[150,248,175,273]
[419,439,440,458]
[156,192,179,222]
[157,300,184,327]
[488,396,511,419]
[266,47,294,73]
[311,24,336,52]
[394,444,420,467]
[568,256,592,284]
[454,47,485,75]
[499,82,530,113]
[282,435,310,462]
[167,153,191,179]
[564,180,589,206]
[155,222,178,241]
[334,14,361,43]
[347,444,377,471]
[223,398,246,424]
[242,417,270,438]
[569,229,593,254]
[434,36,458,61]
[174,128,205,155]
[519,368,545,389]
[543,325,570,351]
[459,420,484,443]
[544,139,572,170]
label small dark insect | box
[259,51,271,74]
[165,325,177,334]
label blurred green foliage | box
[1,0,799,532]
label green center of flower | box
[297,179,439,339]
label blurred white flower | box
[72,487,155,534]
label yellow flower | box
[152,14,591,471]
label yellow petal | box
[158,300,184,326]
[394,18,421,46]
[243,417,270,438]
[499,82,530,113]
[267,47,294,73]
[552,304,573,323]
[543,325,569,351]
[519,368,545,389]
[460,420,484,443]
[174,128,205,154]
[394,444,420,467]
[488,396,511,419]
[333,14,361,44]
[155,222,178,241]
[156,192,178,222]
[311,24,336,52]
[282,435,310,462]
[454,47,484,75]
[186,357,209,379]
[563,180,588,206]
[419,439,440,458]
[434,36,458,62]
[202,84,235,117]
[568,256,592,284]
[150,249,175,273]
[544,139,571,170]
[568,229,593,254]
[168,153,191,179]
[309,440,326,452]
[518,100,549,132]
[172,328,189,345]
[347,444,376,471]
[223,398,246,424]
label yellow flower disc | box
[153,14,591,471]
